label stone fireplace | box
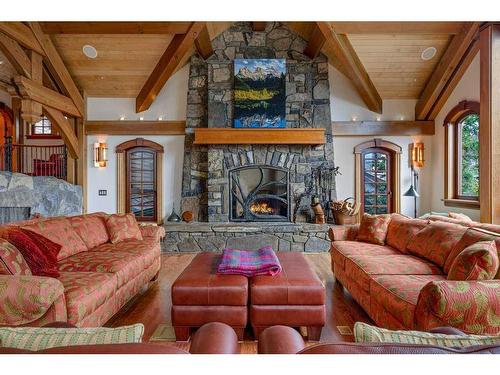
[229,164,290,222]
[163,22,336,253]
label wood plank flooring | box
[106,253,373,354]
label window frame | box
[28,116,61,140]
[443,100,480,209]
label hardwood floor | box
[106,252,373,354]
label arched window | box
[443,100,480,207]
[354,139,402,219]
[116,138,164,223]
[29,116,60,139]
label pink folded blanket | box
[217,246,282,277]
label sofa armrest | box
[415,280,500,335]
[189,322,239,354]
[257,325,306,354]
[328,224,360,242]
[139,225,165,242]
[0,275,66,326]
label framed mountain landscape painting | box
[233,59,286,128]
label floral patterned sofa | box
[0,213,163,328]
[329,213,500,335]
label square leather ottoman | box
[250,252,326,340]
[171,252,248,341]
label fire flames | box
[250,202,274,215]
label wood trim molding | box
[443,100,480,125]
[39,22,193,35]
[415,22,480,120]
[115,138,164,153]
[85,121,185,135]
[136,22,205,113]
[443,198,480,209]
[353,138,402,154]
[193,128,325,145]
[117,152,126,214]
[332,121,435,136]
[316,22,383,114]
[156,155,163,225]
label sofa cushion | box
[370,274,445,328]
[331,240,399,270]
[448,212,473,224]
[357,213,392,245]
[57,272,117,326]
[4,228,60,277]
[92,237,159,270]
[22,218,88,260]
[447,241,499,281]
[354,322,500,347]
[105,213,143,244]
[58,250,144,288]
[428,215,473,226]
[0,324,143,351]
[345,255,443,292]
[406,221,468,268]
[68,214,109,250]
[386,214,428,253]
[0,238,31,275]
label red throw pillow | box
[5,228,61,278]
[447,241,499,281]
[357,213,392,245]
[105,213,143,244]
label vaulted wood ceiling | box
[0,21,479,117]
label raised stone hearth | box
[162,222,331,253]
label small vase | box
[167,208,181,222]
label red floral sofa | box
[329,214,500,335]
[0,213,163,328]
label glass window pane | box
[378,183,387,194]
[376,207,387,214]
[377,195,387,206]
[458,114,479,197]
[364,159,375,171]
[364,195,376,206]
[376,172,387,182]
[375,158,386,171]
[365,206,375,214]
[364,153,376,159]
[364,183,376,193]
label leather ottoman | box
[171,252,248,341]
[250,252,326,340]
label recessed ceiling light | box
[82,44,98,59]
[421,47,437,61]
[0,61,3,65]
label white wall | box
[329,65,433,217]
[430,54,480,220]
[86,65,189,219]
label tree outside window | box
[457,113,479,198]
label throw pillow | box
[0,238,32,275]
[447,240,499,280]
[357,213,391,245]
[385,213,428,253]
[69,214,110,249]
[354,322,500,347]
[105,213,143,244]
[4,228,60,277]
[0,324,144,351]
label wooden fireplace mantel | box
[193,128,326,145]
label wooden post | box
[479,24,500,223]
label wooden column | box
[479,24,500,223]
[116,152,126,215]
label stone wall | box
[163,222,331,253]
[0,172,83,222]
[181,22,336,223]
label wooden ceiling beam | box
[39,22,193,35]
[15,76,81,117]
[415,22,480,120]
[251,22,267,32]
[426,38,479,120]
[0,33,32,77]
[136,22,205,113]
[331,22,466,35]
[43,105,79,159]
[27,22,85,117]
[304,24,326,59]
[316,22,383,114]
[0,22,45,55]
[194,24,214,60]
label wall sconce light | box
[411,142,425,168]
[93,142,108,168]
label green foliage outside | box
[460,114,479,197]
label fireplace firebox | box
[229,165,290,222]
